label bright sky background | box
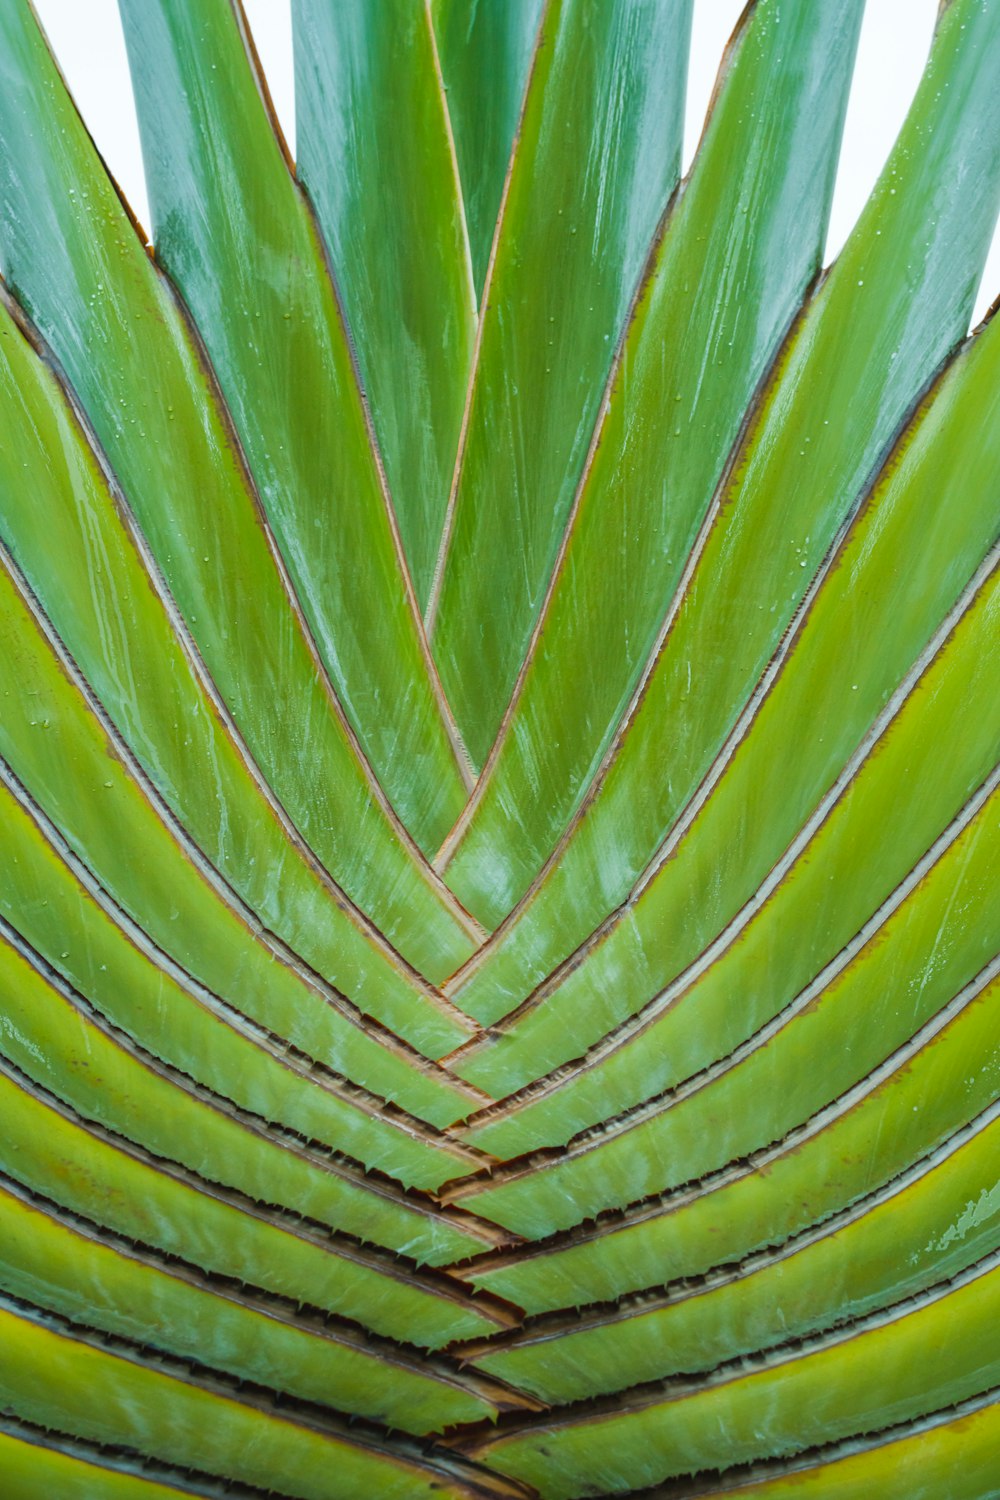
[27,0,1000,326]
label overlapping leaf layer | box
[0,1,997,1495]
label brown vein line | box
[432,179,689,872]
[165,265,484,937]
[23,2,150,245]
[0,1082,517,1343]
[465,871,996,1194]
[446,475,997,1080]
[0,915,492,1214]
[623,373,992,932]
[32,1114,518,1333]
[15,24,480,946]
[425,0,479,323]
[0,1413,278,1500]
[240,0,480,784]
[423,0,553,641]
[452,565,1000,1132]
[299,175,481,797]
[0,540,486,1076]
[455,953,1000,1277]
[228,0,295,172]
[440,277,821,986]
[0,1291,534,1497]
[443,284,975,998]
[454,1243,1000,1451]
[450,5,976,977]
[0,290,485,1021]
[237,0,479,797]
[626,1386,1000,1498]
[9,1383,993,1500]
[0,1046,517,1275]
[441,755,1000,1201]
[0,1170,529,1413]
[455,1095,1000,1358]
[433,0,760,873]
[0,1140,508,1353]
[0,757,493,1171]
[454,242,997,991]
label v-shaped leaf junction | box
[0,1,997,1496]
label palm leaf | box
[0,0,997,1495]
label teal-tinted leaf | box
[0,1,996,1485]
[459,307,1000,1148]
[0,1048,496,1292]
[293,0,477,609]
[470,1106,1000,1403]
[0,761,479,1167]
[0,896,489,1263]
[428,0,691,767]
[118,0,474,849]
[450,0,1000,1022]
[0,946,498,1344]
[453,769,999,1234]
[439,0,865,924]
[0,294,480,1088]
[0,4,479,979]
[0,588,480,1164]
[642,1392,1000,1499]
[430,0,544,294]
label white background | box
[27,0,1000,326]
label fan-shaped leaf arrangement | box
[0,1,998,1495]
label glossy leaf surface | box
[0,1299,508,1500]
[448,0,1000,1020]
[0,293,477,1081]
[429,0,691,767]
[119,0,473,847]
[294,0,476,607]
[466,964,1000,1311]
[430,0,543,293]
[0,0,997,1492]
[440,0,864,924]
[0,3,479,980]
[469,1256,1000,1496]
[0,1181,497,1433]
[456,304,1000,1135]
[452,762,1000,1232]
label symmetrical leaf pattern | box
[0,1,997,1495]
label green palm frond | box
[0,0,997,1495]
